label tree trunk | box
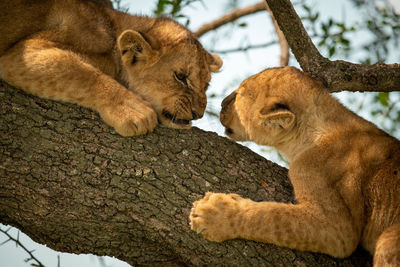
[0,80,372,266]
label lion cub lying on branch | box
[190,67,400,266]
[0,0,221,136]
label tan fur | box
[0,0,222,136]
[190,67,400,266]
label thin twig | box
[0,226,45,267]
[263,2,290,66]
[210,41,277,54]
[205,110,219,118]
[193,1,289,65]
[194,2,266,37]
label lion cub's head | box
[220,66,324,147]
[117,19,222,129]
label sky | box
[1,0,399,267]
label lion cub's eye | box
[174,72,188,87]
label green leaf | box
[378,92,389,106]
[371,110,380,116]
[341,38,350,46]
[322,24,328,33]
[328,46,336,57]
[336,23,345,30]
[302,4,310,12]
[312,13,319,22]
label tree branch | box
[263,2,289,66]
[210,41,277,54]
[194,1,289,66]
[194,2,266,38]
[0,227,45,267]
[0,81,372,265]
[265,0,400,92]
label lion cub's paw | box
[99,92,157,136]
[190,192,245,242]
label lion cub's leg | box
[0,39,157,136]
[374,224,400,267]
[190,192,359,258]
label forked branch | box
[264,0,400,92]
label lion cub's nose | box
[221,91,237,108]
[192,111,202,120]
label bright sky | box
[1,1,398,267]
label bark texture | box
[265,0,400,93]
[0,81,372,266]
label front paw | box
[189,192,245,242]
[99,92,157,136]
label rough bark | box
[265,0,400,93]
[0,80,372,266]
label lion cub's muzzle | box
[158,94,205,128]
[162,110,201,126]
[220,91,237,134]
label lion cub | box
[190,67,400,266]
[0,0,221,136]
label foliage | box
[352,0,400,63]
[153,0,204,26]
[300,3,355,57]
[372,92,400,136]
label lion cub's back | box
[0,0,114,56]
[0,0,51,55]
[362,137,400,252]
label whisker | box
[172,110,178,123]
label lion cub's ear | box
[207,53,223,72]
[118,30,159,68]
[259,103,295,132]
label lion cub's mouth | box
[161,110,191,125]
